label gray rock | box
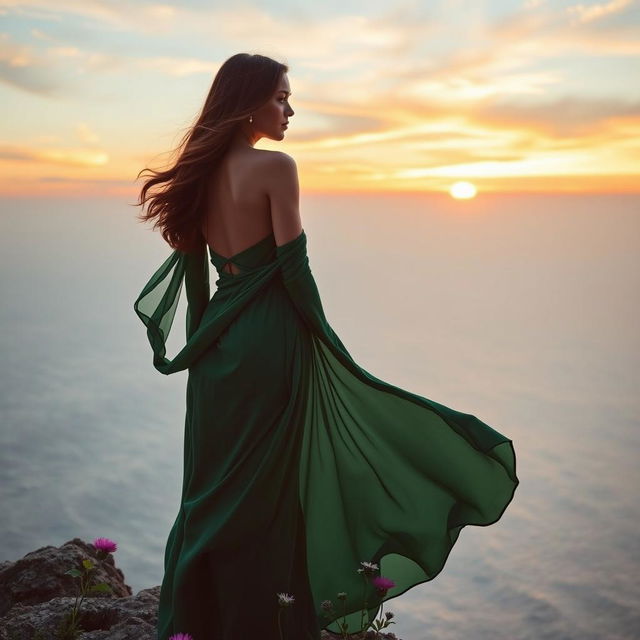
[0,540,402,639]
[0,586,159,640]
[0,538,131,618]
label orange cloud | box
[566,0,634,24]
[0,143,108,167]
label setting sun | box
[449,181,478,199]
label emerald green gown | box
[134,229,519,640]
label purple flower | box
[168,634,193,640]
[92,537,117,553]
[371,576,396,594]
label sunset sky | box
[1,0,639,197]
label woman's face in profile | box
[253,72,294,141]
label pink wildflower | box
[168,634,193,640]
[92,537,117,553]
[371,576,395,594]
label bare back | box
[200,148,274,275]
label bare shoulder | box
[256,149,298,174]
[257,150,302,245]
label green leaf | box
[65,569,82,578]
[82,559,94,570]
[89,582,112,593]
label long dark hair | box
[135,53,289,253]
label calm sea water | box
[0,193,638,640]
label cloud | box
[0,31,116,95]
[75,123,100,144]
[475,96,640,136]
[204,9,418,61]
[136,56,216,77]
[2,6,429,91]
[38,175,131,185]
[566,0,634,24]
[282,88,640,182]
[0,30,186,96]
[5,1,634,106]
[0,143,109,167]
[29,27,56,42]
[0,0,174,32]
[1,1,432,60]
[0,32,59,94]
[491,0,640,55]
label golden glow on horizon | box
[450,182,478,199]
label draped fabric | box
[134,229,519,640]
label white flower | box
[276,592,295,607]
[357,561,379,576]
[321,599,334,611]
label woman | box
[134,53,519,640]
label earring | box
[249,115,253,123]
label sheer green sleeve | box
[133,243,211,374]
[134,242,277,375]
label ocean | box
[0,192,638,639]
